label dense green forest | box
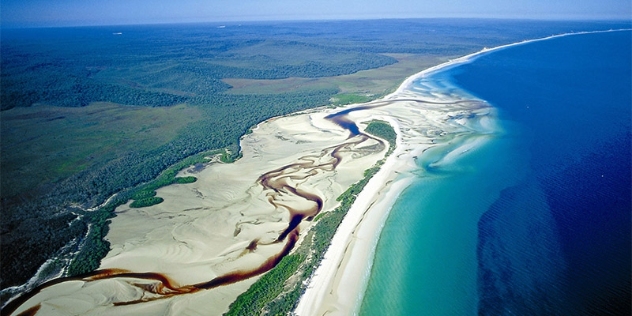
[1,19,625,296]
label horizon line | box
[3,16,631,30]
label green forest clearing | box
[223,54,450,97]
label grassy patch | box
[223,54,450,99]
[330,93,373,106]
[125,151,222,209]
[222,78,338,95]
[130,197,164,208]
[365,120,397,155]
[174,176,197,184]
[131,189,157,200]
[0,102,203,199]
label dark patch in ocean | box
[458,31,631,315]
[478,134,631,316]
[543,135,631,315]
[477,178,569,315]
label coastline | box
[6,29,629,316]
[7,63,491,315]
[294,35,506,316]
[294,29,630,316]
[391,28,632,98]
[295,64,495,316]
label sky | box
[1,0,631,28]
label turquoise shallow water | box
[360,30,631,315]
[360,132,529,315]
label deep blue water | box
[455,31,631,316]
[361,30,631,315]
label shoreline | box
[391,28,632,98]
[293,29,628,316]
[294,70,491,316]
[5,29,628,316]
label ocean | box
[360,30,631,315]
